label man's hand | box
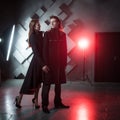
[42,65,50,73]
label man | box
[42,15,69,113]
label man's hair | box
[50,16,60,23]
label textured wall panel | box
[11,0,93,82]
[13,50,25,64]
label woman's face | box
[50,18,59,29]
[34,22,41,31]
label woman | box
[15,19,47,109]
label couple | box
[15,15,69,113]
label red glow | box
[77,104,89,120]
[78,38,89,50]
[69,98,95,120]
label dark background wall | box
[0,0,120,82]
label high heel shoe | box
[32,98,35,104]
[15,96,22,109]
[35,105,40,109]
[32,98,40,109]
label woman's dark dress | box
[20,31,45,94]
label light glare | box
[6,25,15,61]
[0,38,2,42]
[78,38,89,49]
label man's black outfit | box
[42,28,69,113]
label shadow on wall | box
[14,73,25,79]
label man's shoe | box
[42,106,50,113]
[55,103,70,109]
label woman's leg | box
[34,85,40,106]
[33,86,40,109]
[15,94,23,108]
[18,94,23,105]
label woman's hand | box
[42,65,50,73]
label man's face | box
[50,18,59,29]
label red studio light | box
[78,37,89,50]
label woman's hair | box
[50,15,63,31]
[28,19,39,47]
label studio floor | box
[0,79,120,120]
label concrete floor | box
[0,79,120,120]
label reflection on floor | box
[0,79,120,120]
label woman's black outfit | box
[20,31,45,94]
